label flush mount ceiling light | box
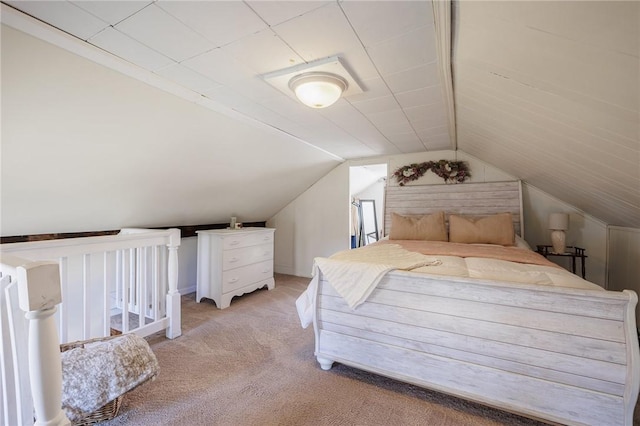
[262,56,363,109]
[288,72,348,109]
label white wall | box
[1,24,339,236]
[607,226,640,325]
[267,163,350,277]
[608,227,640,291]
[522,185,607,287]
[178,236,198,295]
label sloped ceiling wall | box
[1,1,452,159]
[453,1,639,228]
[1,25,340,235]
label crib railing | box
[0,228,181,425]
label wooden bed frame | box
[311,181,640,426]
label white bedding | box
[296,241,602,329]
[411,255,602,289]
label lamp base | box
[550,230,566,254]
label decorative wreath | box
[393,160,470,186]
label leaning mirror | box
[359,199,379,246]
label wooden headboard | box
[384,181,524,237]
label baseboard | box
[180,284,196,295]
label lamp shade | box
[289,72,347,108]
[548,213,569,230]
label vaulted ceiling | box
[453,1,639,228]
[1,1,639,230]
[3,0,452,159]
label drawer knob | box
[229,257,239,263]
[230,241,240,246]
[262,269,269,274]
[228,277,238,283]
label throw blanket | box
[296,244,440,327]
[61,334,159,422]
[318,243,441,309]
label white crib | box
[0,228,181,425]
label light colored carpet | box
[101,274,588,426]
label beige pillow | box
[448,213,515,246]
[389,212,448,241]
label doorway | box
[349,164,387,248]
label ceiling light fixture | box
[262,56,363,109]
[288,72,348,109]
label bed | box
[297,181,639,426]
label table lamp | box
[548,213,569,254]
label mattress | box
[296,240,602,328]
[333,240,602,291]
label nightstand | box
[536,245,587,278]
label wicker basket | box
[60,336,125,425]
[71,396,123,426]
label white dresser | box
[196,227,275,309]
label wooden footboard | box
[313,271,640,426]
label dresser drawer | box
[223,231,274,250]
[222,243,273,271]
[222,260,273,293]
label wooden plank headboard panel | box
[384,181,523,237]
